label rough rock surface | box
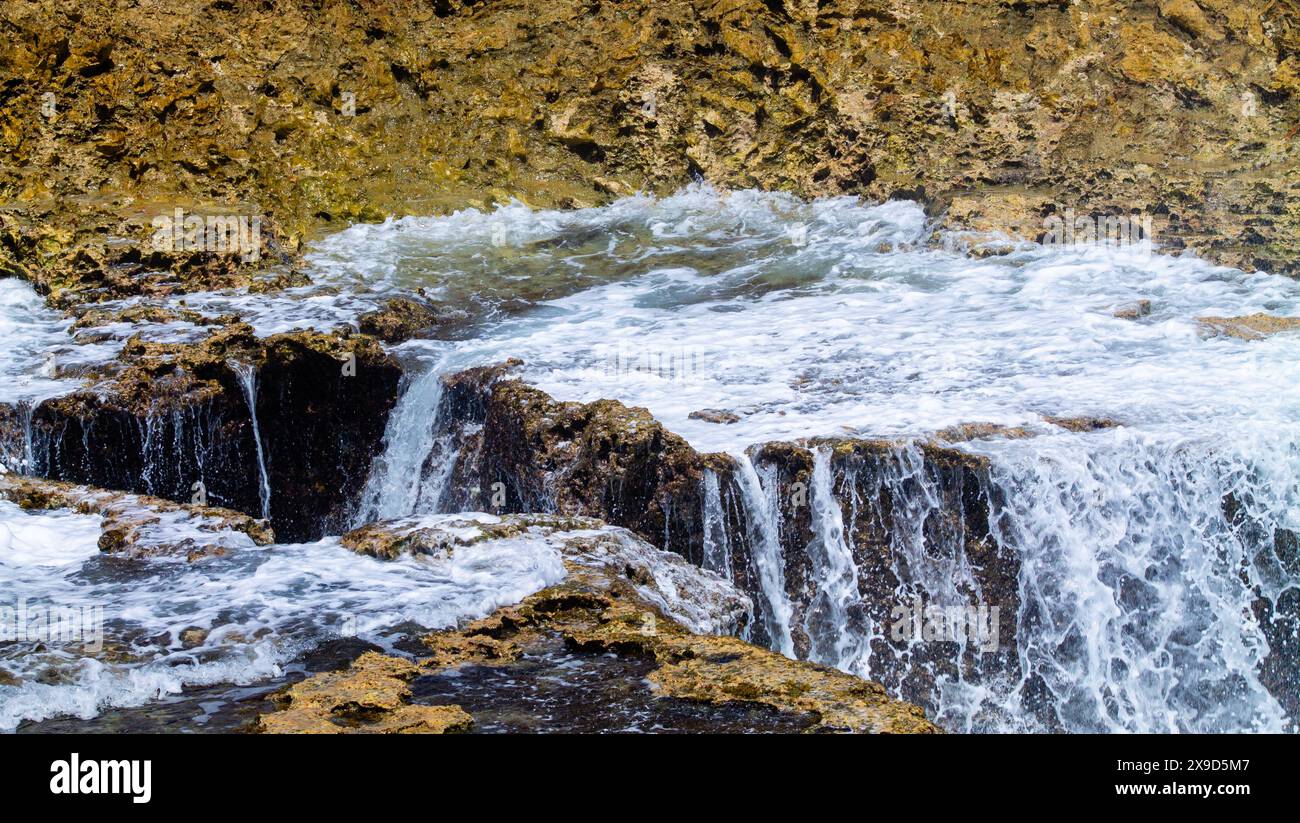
[433,578,937,733]
[357,296,460,343]
[257,652,473,734]
[477,380,722,550]
[428,365,1019,714]
[3,0,1298,305]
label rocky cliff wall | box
[3,0,1298,306]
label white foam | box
[0,279,95,404]
[457,230,1299,454]
[0,505,566,730]
[334,187,1300,732]
[960,426,1298,732]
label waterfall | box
[875,443,984,604]
[968,429,1297,733]
[700,468,732,580]
[354,356,455,524]
[732,452,795,658]
[804,447,866,670]
[702,431,1298,733]
[19,401,36,474]
[231,362,272,521]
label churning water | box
[345,186,1299,732]
[3,185,1297,731]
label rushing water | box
[731,452,796,658]
[341,187,1299,732]
[0,279,107,405]
[804,447,867,669]
[0,505,571,730]
[3,185,1298,732]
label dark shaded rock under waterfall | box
[3,327,401,542]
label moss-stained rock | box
[343,518,462,558]
[411,536,934,732]
[415,560,936,733]
[647,637,935,734]
[259,511,937,733]
[357,296,460,343]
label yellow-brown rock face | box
[256,653,473,734]
[2,0,1298,305]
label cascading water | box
[231,362,272,521]
[16,402,35,475]
[731,453,795,658]
[8,185,1295,733]
[353,354,457,524]
[319,186,1299,732]
[700,469,733,581]
[966,427,1298,733]
[803,447,867,669]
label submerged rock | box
[69,304,236,332]
[932,422,1033,443]
[1112,299,1153,320]
[1197,313,1300,340]
[689,408,742,425]
[1042,415,1122,432]
[0,474,273,558]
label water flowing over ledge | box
[2,187,1298,733]
[339,188,1300,732]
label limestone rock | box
[1197,313,1300,340]
[257,652,473,734]
[357,296,462,343]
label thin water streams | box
[3,186,1298,732]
